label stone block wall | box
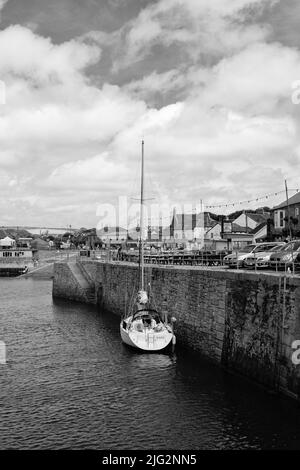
[53,260,300,400]
[53,262,94,303]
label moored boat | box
[0,265,29,277]
[0,245,34,276]
[120,141,176,352]
[120,297,175,352]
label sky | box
[0,0,300,227]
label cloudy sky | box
[0,0,300,228]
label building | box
[98,226,128,243]
[273,192,300,237]
[233,211,269,230]
[170,212,220,242]
[0,236,16,249]
[17,237,33,248]
[0,236,35,271]
[170,213,196,241]
[221,225,253,250]
[202,223,228,250]
[204,222,222,240]
[252,222,268,242]
[220,212,270,249]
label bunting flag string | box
[205,189,299,210]
[130,188,300,223]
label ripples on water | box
[0,278,300,449]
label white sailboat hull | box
[119,142,175,353]
[120,317,173,352]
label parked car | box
[269,240,300,270]
[60,242,71,249]
[223,242,284,269]
[243,242,286,269]
[292,251,300,271]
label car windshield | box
[282,241,300,252]
[238,245,256,253]
[271,245,285,252]
[253,245,270,253]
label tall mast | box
[285,179,292,240]
[140,140,145,290]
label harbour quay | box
[53,259,300,402]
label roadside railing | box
[221,255,300,276]
[77,249,117,262]
[76,249,300,275]
[77,249,228,266]
[117,250,228,267]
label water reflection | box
[126,352,176,371]
[0,279,300,449]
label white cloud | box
[113,0,277,71]
[0,83,146,147]
[0,25,100,85]
[0,0,300,225]
[125,69,186,101]
[195,42,300,114]
[45,152,130,191]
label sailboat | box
[120,141,176,352]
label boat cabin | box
[0,247,35,266]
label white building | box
[0,236,15,248]
[204,223,222,241]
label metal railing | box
[95,250,228,267]
[76,249,300,275]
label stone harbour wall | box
[53,261,95,303]
[53,260,300,401]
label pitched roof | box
[251,221,267,235]
[205,222,221,234]
[0,236,15,244]
[246,213,269,224]
[273,192,300,210]
[204,212,218,227]
[231,223,249,233]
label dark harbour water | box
[1,279,300,450]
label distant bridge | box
[1,226,78,235]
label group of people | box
[134,316,159,332]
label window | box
[262,244,277,251]
[273,245,285,252]
[254,246,269,252]
[296,207,299,217]
[211,233,214,239]
[275,210,285,229]
[239,245,256,253]
[279,211,285,227]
